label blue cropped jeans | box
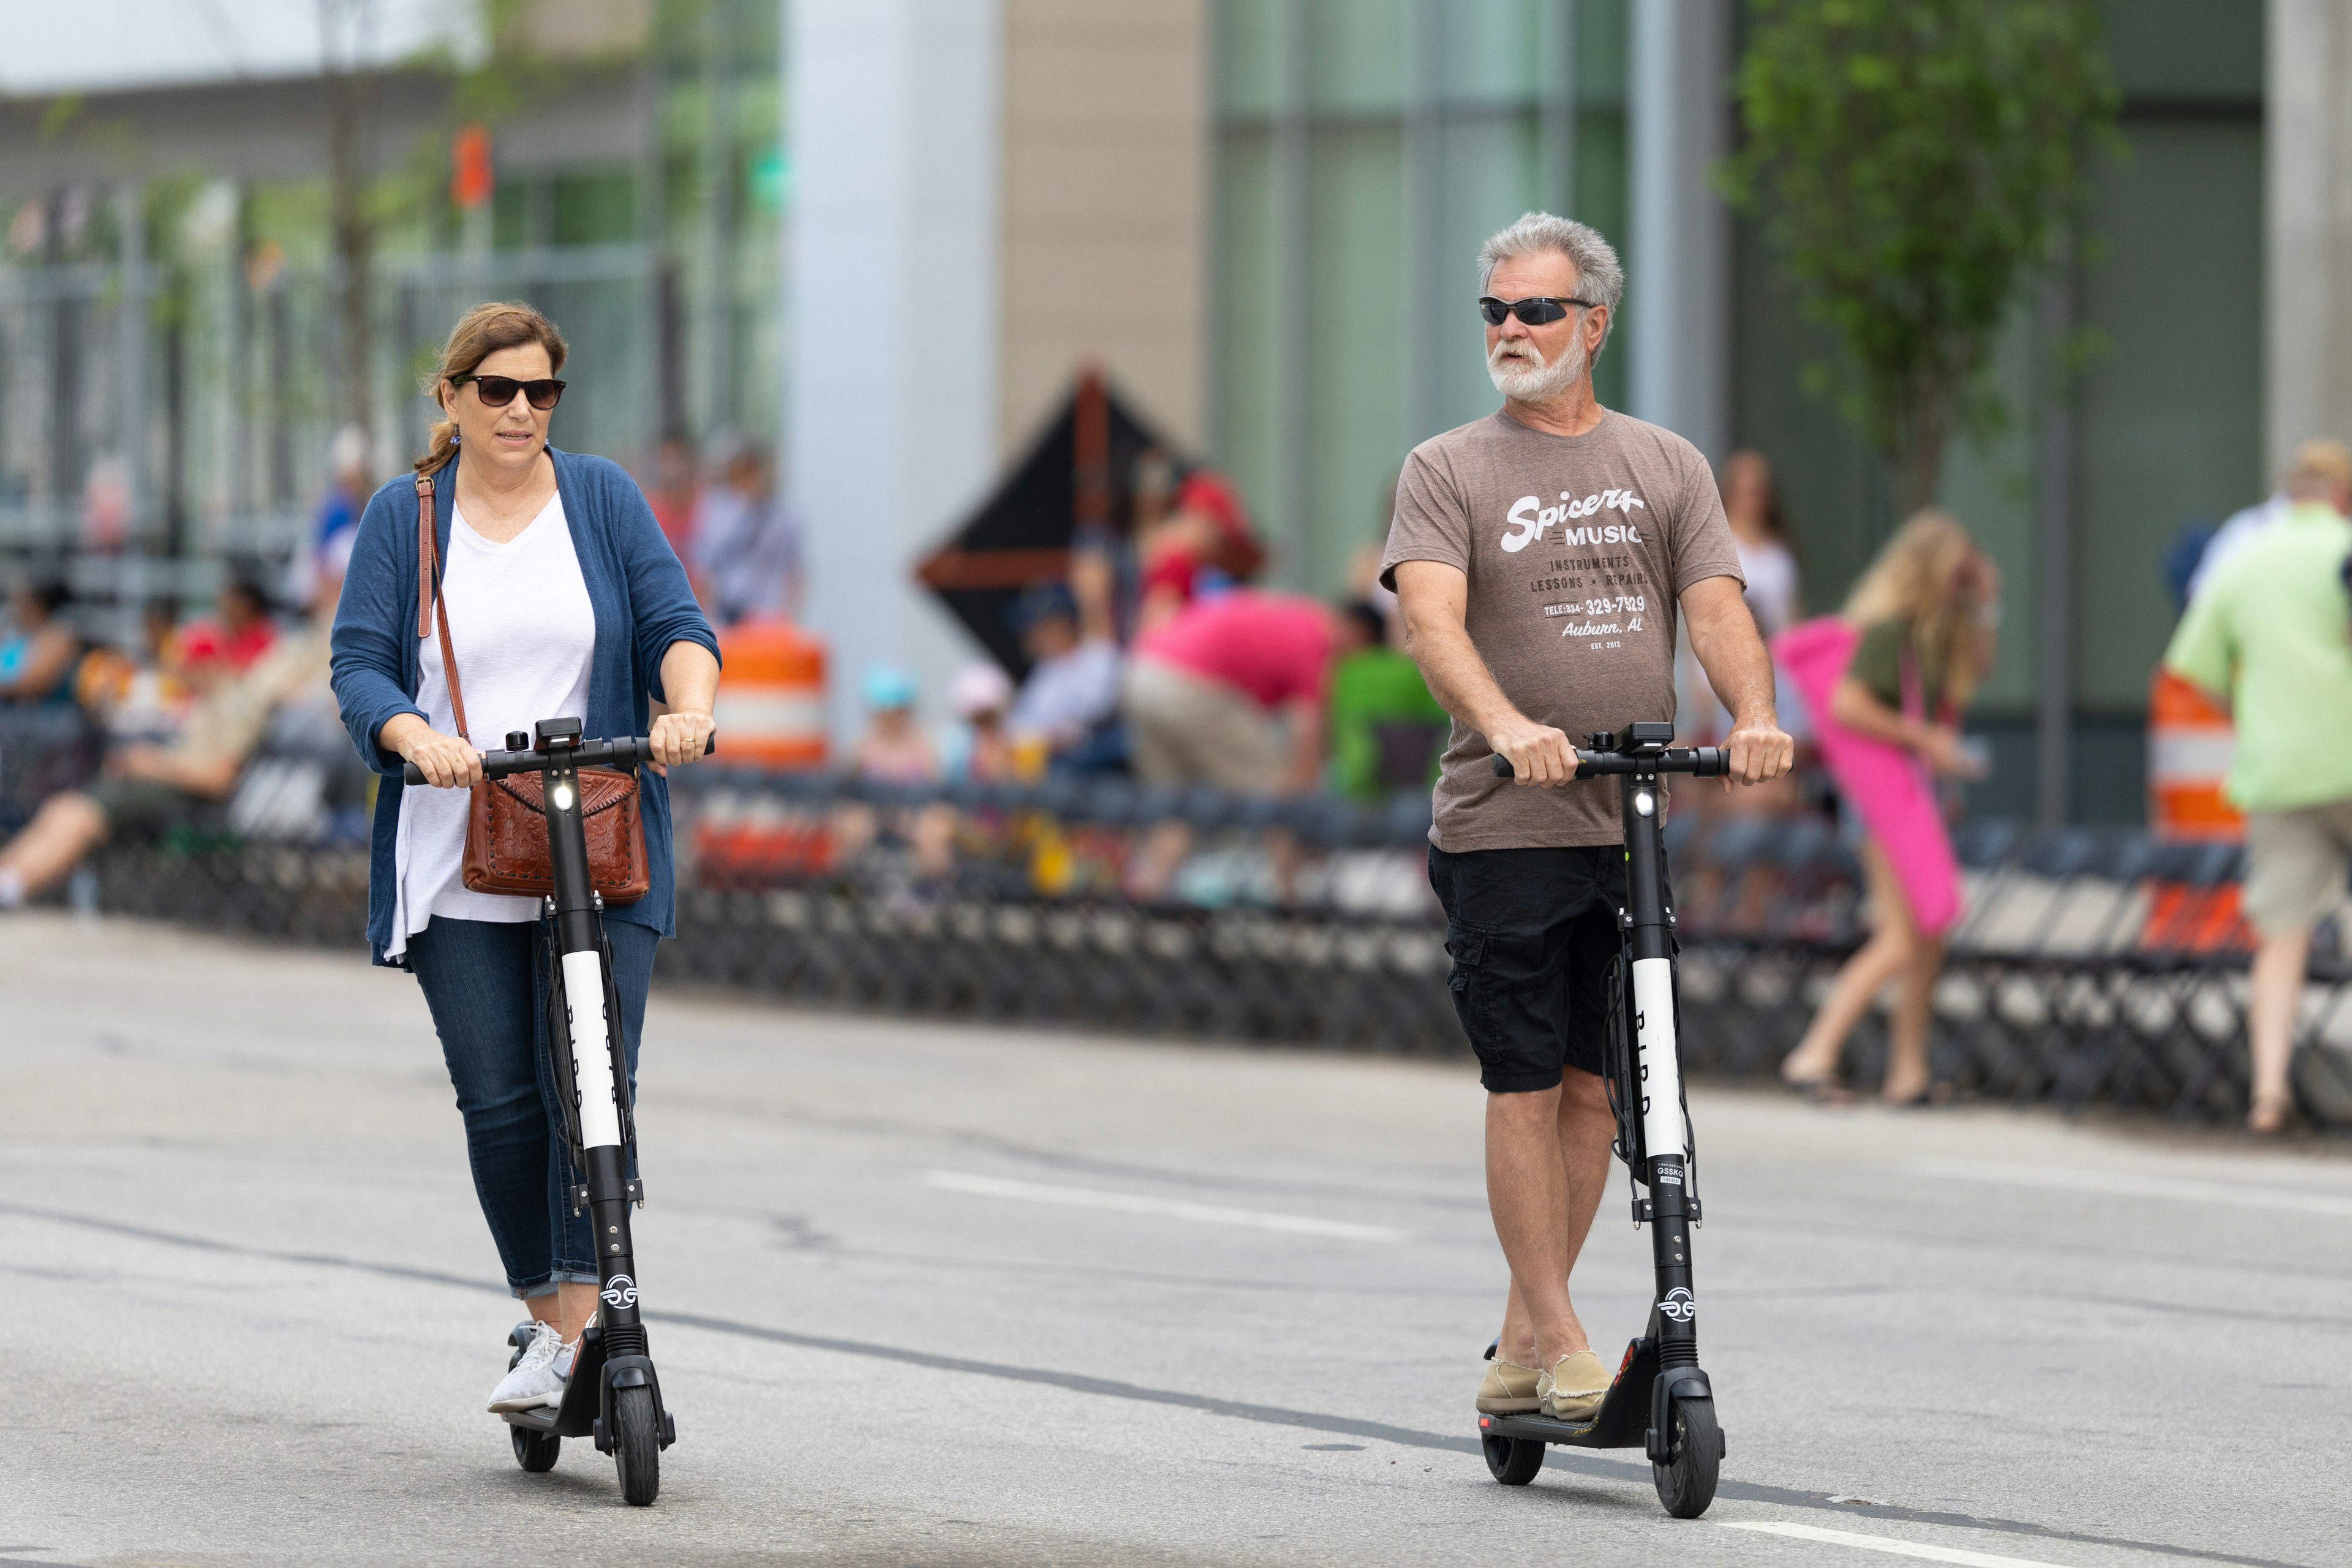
[406,916,657,1298]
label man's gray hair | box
[1478,212,1623,352]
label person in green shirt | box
[2162,457,2352,1133]
[1325,603,1450,797]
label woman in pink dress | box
[1775,511,1998,1106]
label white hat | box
[948,662,1014,720]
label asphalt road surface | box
[6,910,2348,1567]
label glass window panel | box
[1305,123,1407,590]
[1439,0,1542,105]
[1307,0,1407,114]
[1573,106,1627,409]
[1213,129,1281,553]
[2075,119,2263,710]
[1429,114,1540,437]
[1216,0,1283,118]
[2101,0,2260,101]
[1576,0,1628,106]
[552,171,636,247]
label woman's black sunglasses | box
[450,373,567,411]
[1478,295,1595,327]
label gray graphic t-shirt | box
[1379,409,1742,851]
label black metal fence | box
[12,720,2351,1133]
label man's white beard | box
[1487,330,1587,402]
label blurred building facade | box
[0,1,2286,826]
[0,0,778,611]
[793,0,2265,825]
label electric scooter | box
[405,716,707,1507]
[1477,722,1727,1519]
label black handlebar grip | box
[401,729,716,785]
[1491,753,1513,778]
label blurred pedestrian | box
[691,434,803,625]
[177,573,277,677]
[848,664,938,785]
[1122,588,1358,797]
[1327,598,1450,798]
[0,579,82,705]
[1386,211,1789,1425]
[2163,453,2352,1133]
[943,662,1017,783]
[314,425,374,554]
[646,434,698,562]
[2185,439,2352,604]
[0,548,339,911]
[1775,511,1997,1106]
[1721,449,1801,638]
[1007,547,1123,772]
[1135,469,1265,633]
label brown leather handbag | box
[415,473,650,905]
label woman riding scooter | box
[330,301,718,1414]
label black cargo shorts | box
[1428,843,1662,1094]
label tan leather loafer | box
[1537,1349,1609,1421]
[1476,1355,1541,1414]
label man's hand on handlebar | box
[1488,715,1578,788]
[646,708,717,776]
[1721,714,1795,790]
[385,716,483,790]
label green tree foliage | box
[1722,0,2119,514]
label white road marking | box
[1721,1521,2075,1566]
[1909,1157,2352,1219]
[921,1170,1406,1242]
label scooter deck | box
[1477,1337,1656,1450]
[500,1326,606,1440]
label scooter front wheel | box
[511,1426,560,1473]
[612,1386,661,1506]
[1481,1432,1545,1485]
[1651,1396,1721,1518]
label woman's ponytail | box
[413,300,570,476]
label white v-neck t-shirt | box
[388,492,595,960]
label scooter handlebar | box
[402,731,715,786]
[1490,745,1727,780]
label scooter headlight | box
[550,782,575,811]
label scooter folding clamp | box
[570,1177,646,1215]
[1632,1195,1700,1224]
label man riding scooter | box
[1382,213,1792,1423]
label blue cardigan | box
[330,445,720,965]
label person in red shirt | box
[175,576,277,677]
[1125,589,1368,796]
[1134,470,1267,634]
[1120,589,1374,902]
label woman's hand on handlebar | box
[1489,716,1577,788]
[646,707,716,775]
[383,715,483,789]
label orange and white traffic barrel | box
[2147,668,2242,842]
[712,619,827,770]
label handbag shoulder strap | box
[415,472,471,741]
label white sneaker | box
[488,1322,573,1412]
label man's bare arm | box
[1679,575,1795,787]
[1392,559,1576,787]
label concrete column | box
[997,0,1207,453]
[1627,0,1730,461]
[785,0,1003,743]
[2266,0,2352,472]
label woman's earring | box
[451,431,461,443]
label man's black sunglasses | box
[451,373,567,411]
[1478,295,1595,327]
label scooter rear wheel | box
[511,1426,561,1473]
[1651,1396,1721,1518]
[1481,1433,1546,1486]
[612,1385,661,1506]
